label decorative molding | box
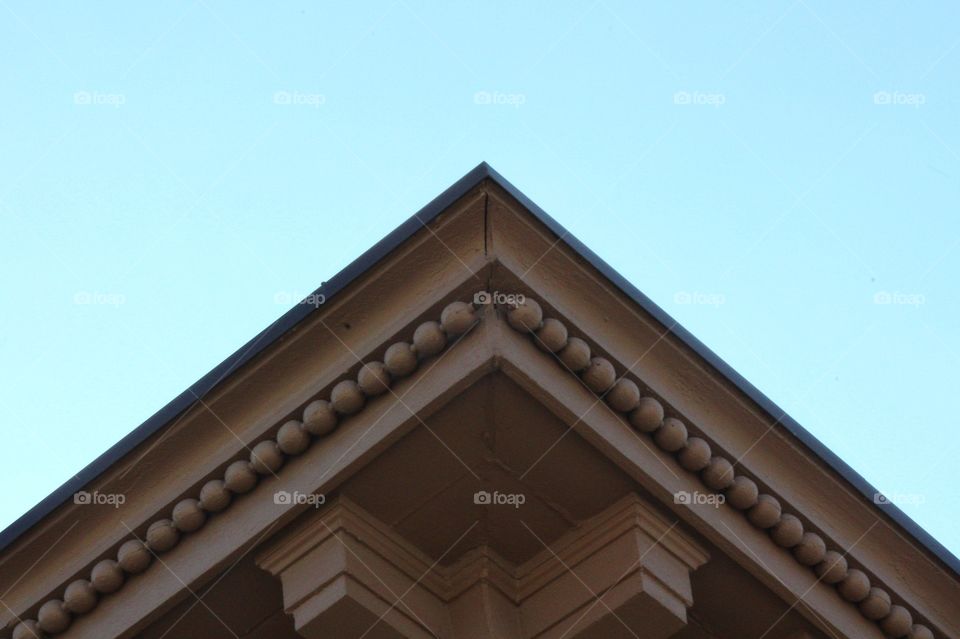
[5,291,937,639]
[9,299,482,639]
[499,294,935,639]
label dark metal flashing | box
[2,163,957,581]
[0,162,490,553]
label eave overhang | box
[2,164,953,579]
[1,164,956,639]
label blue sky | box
[1,2,958,559]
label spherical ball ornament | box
[535,318,568,352]
[117,539,151,574]
[90,559,124,593]
[606,378,640,412]
[815,550,848,584]
[357,362,391,397]
[726,476,759,510]
[13,620,41,639]
[330,380,365,414]
[440,301,476,336]
[678,437,712,472]
[506,298,542,332]
[224,460,258,494]
[702,456,735,491]
[172,498,206,532]
[277,420,310,455]
[880,605,913,637]
[793,532,827,566]
[302,399,338,436]
[413,321,447,358]
[838,569,871,602]
[558,337,591,372]
[581,357,616,393]
[908,625,934,639]
[860,587,892,620]
[64,579,97,614]
[146,519,180,553]
[199,479,231,512]
[747,494,782,528]
[37,600,70,634]
[654,417,688,452]
[384,343,418,378]
[771,514,804,548]
[250,440,284,475]
[629,397,664,433]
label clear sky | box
[1,2,958,561]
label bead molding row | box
[10,300,481,638]
[10,292,935,639]
[500,294,933,639]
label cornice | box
[5,292,938,639]
[7,297,481,639]
[498,294,935,639]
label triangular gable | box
[1,165,955,639]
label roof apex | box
[2,162,957,585]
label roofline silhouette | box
[3,162,956,579]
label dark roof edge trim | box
[482,163,960,578]
[3,162,957,582]
[0,162,490,553]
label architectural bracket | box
[256,494,709,639]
